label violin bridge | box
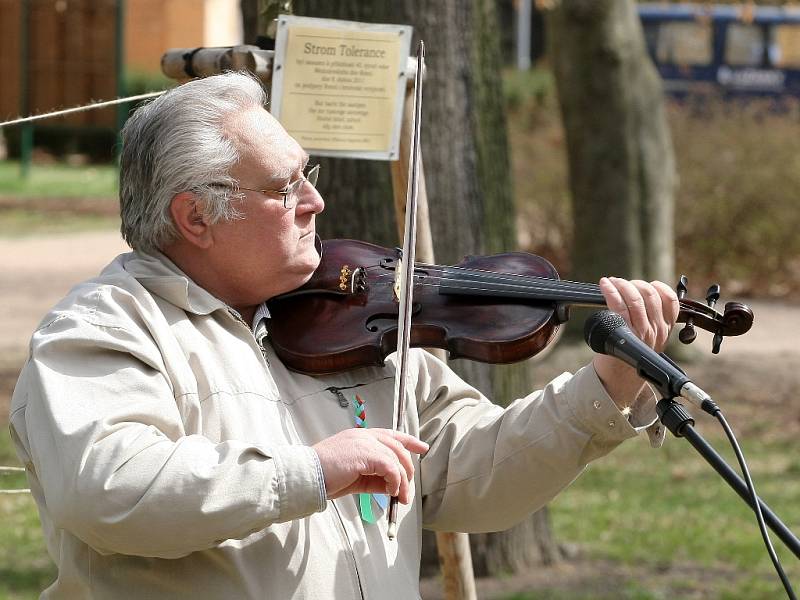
[393,258,403,302]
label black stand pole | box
[657,399,800,560]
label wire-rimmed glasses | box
[237,163,320,209]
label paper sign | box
[271,16,412,160]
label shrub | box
[508,69,800,298]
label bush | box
[670,98,800,296]
[507,68,800,298]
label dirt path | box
[0,229,129,409]
[0,229,129,361]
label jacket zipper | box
[227,308,365,597]
[325,379,391,409]
[329,500,365,599]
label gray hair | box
[119,71,267,253]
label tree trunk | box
[470,508,560,575]
[546,0,676,288]
[290,0,555,579]
[241,0,258,45]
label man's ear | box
[170,192,213,249]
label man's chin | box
[304,255,321,277]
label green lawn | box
[541,422,800,599]
[0,161,118,199]
[0,208,119,237]
[0,161,119,236]
[0,430,55,600]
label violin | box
[267,238,754,375]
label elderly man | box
[10,72,678,599]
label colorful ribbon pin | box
[354,394,388,523]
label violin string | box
[362,259,708,308]
[365,273,607,300]
[361,266,695,310]
[369,261,617,294]
[408,263,697,306]
[363,264,600,291]
[363,265,604,297]
[366,277,697,313]
[400,281,603,299]
[413,261,605,289]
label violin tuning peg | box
[706,284,721,309]
[677,275,689,300]
[712,331,724,354]
[678,321,697,344]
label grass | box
[484,345,800,600]
[0,430,55,599]
[0,208,119,237]
[0,160,118,199]
[551,430,800,595]
[486,404,800,600]
[0,160,120,236]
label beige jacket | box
[10,251,654,599]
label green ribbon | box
[359,492,377,523]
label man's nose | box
[296,183,325,215]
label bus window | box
[725,23,765,66]
[656,21,712,66]
[770,24,800,67]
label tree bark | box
[289,0,554,579]
[546,0,676,287]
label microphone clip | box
[655,398,695,438]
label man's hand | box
[313,429,429,504]
[594,277,680,409]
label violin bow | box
[387,40,425,541]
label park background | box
[1,0,800,598]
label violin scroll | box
[675,275,754,354]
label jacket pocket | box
[283,375,396,445]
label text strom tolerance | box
[304,42,387,59]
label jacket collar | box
[119,250,228,316]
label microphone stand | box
[656,398,800,559]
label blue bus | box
[639,3,800,97]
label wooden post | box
[390,80,478,600]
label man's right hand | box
[313,429,429,504]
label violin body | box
[268,239,754,375]
[268,239,564,374]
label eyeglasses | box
[237,163,320,209]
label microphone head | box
[584,310,627,353]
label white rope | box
[0,91,166,128]
[0,466,30,494]
[0,466,25,473]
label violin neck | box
[438,267,607,307]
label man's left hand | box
[593,277,680,410]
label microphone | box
[584,310,718,414]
